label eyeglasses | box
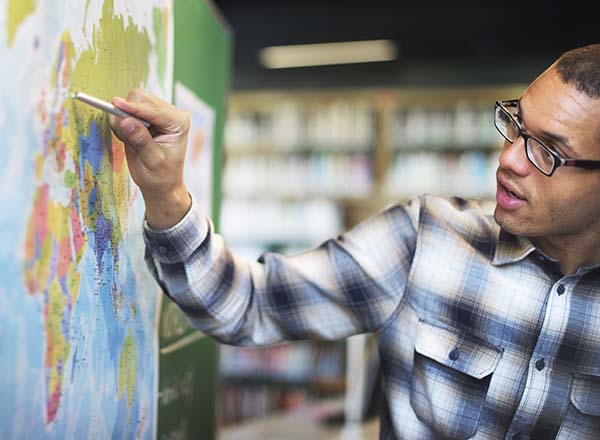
[494,99,600,176]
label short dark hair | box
[555,44,600,99]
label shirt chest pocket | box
[557,372,600,438]
[571,372,600,416]
[410,319,503,440]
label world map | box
[0,0,172,437]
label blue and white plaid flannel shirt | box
[144,194,600,439]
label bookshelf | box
[217,342,346,425]
[217,84,526,426]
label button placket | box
[508,277,571,435]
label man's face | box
[494,66,600,239]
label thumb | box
[115,117,153,151]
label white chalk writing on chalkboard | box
[158,370,194,406]
[159,419,189,440]
[160,301,198,340]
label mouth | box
[504,186,525,200]
[497,173,527,199]
[496,175,527,209]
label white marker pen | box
[72,91,151,128]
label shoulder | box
[415,194,499,256]
[383,194,495,229]
[419,194,493,223]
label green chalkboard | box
[157,1,232,439]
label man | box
[110,44,600,439]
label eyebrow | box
[518,99,574,152]
[539,129,574,152]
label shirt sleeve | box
[143,194,421,346]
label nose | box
[498,136,531,176]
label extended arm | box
[111,89,419,346]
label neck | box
[534,232,600,275]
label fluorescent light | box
[259,39,397,69]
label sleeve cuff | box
[143,192,210,264]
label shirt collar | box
[492,227,600,274]
[492,228,537,266]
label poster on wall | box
[175,81,215,216]
[0,0,173,438]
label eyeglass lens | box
[495,105,554,175]
[495,106,518,142]
[526,139,554,173]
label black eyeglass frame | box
[494,99,600,176]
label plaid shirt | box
[144,194,600,439]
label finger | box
[116,117,154,151]
[109,113,140,145]
[111,92,184,133]
[109,114,126,142]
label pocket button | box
[448,347,459,361]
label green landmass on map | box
[6,0,37,46]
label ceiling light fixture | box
[259,39,397,69]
